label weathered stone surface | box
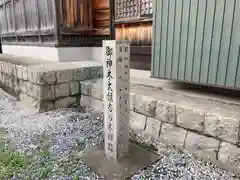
[55,97,76,109]
[145,117,161,139]
[56,69,73,83]
[22,67,28,80]
[90,79,103,100]
[80,81,91,96]
[219,142,240,169]
[73,68,90,81]
[204,115,239,144]
[80,95,91,108]
[5,63,15,75]
[26,83,55,100]
[28,70,56,85]
[70,81,80,95]
[36,100,54,112]
[90,66,102,79]
[159,123,186,147]
[135,95,156,117]
[90,97,104,113]
[155,101,176,124]
[185,132,219,160]
[18,93,54,112]
[55,83,70,98]
[16,65,23,79]
[130,111,146,133]
[19,80,26,93]
[129,92,135,110]
[176,106,205,132]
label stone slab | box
[81,143,159,180]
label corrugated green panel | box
[152,0,240,89]
[235,47,240,88]
[200,0,216,83]
[216,0,235,85]
[178,0,190,80]
[165,0,175,79]
[192,0,207,83]
[159,0,169,77]
[171,0,182,79]
[207,0,225,85]
[185,0,198,82]
[226,0,240,87]
[151,0,159,77]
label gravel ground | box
[0,89,239,180]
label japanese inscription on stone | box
[103,40,130,160]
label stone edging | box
[79,79,240,172]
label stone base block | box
[81,142,159,180]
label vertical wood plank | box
[226,0,240,87]
[192,0,206,82]
[52,0,60,44]
[200,0,216,83]
[171,0,183,79]
[22,0,27,30]
[216,0,235,85]
[4,2,9,32]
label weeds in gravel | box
[0,148,29,179]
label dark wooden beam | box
[1,29,54,37]
[11,0,17,42]
[109,0,115,40]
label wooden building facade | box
[0,0,110,47]
[115,0,153,70]
[0,0,152,69]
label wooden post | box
[109,0,115,40]
[52,0,61,45]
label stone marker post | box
[82,40,158,180]
[103,40,130,161]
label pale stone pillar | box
[103,40,130,160]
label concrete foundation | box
[0,54,102,112]
[2,45,102,62]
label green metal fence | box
[151,0,240,89]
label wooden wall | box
[116,22,152,70]
[0,0,54,34]
[92,0,110,35]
